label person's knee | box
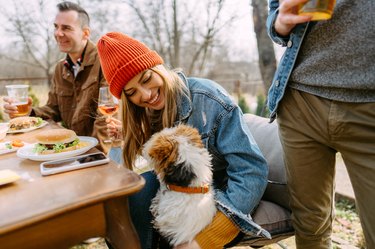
[293,213,332,248]
[129,171,159,206]
[293,210,333,237]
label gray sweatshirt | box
[289,0,375,102]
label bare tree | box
[0,0,121,83]
[80,0,123,41]
[1,0,62,85]
[123,0,237,76]
[0,0,260,93]
[251,0,276,94]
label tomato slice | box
[11,140,24,147]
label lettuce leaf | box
[32,138,80,154]
[35,117,43,126]
[70,138,80,147]
[53,143,66,153]
[34,144,47,153]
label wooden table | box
[0,121,145,249]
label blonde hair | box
[120,65,189,169]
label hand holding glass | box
[5,85,30,117]
[98,87,119,144]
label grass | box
[255,199,365,249]
[71,239,108,249]
[332,199,365,249]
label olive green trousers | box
[277,88,375,249]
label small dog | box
[143,124,217,246]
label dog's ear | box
[148,135,178,163]
[164,162,197,187]
[175,125,204,148]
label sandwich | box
[9,116,43,131]
[34,129,83,154]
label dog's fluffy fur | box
[143,124,216,246]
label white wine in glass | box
[98,86,119,144]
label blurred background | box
[0,0,285,121]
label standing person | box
[3,1,109,151]
[266,0,375,248]
[97,32,270,249]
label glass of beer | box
[298,0,336,21]
[98,86,119,144]
[5,85,29,117]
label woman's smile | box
[146,89,164,110]
[148,92,159,105]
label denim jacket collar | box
[174,72,192,125]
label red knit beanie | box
[97,32,164,99]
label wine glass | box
[98,86,119,144]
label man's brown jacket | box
[33,41,111,152]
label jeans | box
[108,148,175,248]
[129,171,159,249]
[108,146,123,165]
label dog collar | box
[166,184,210,194]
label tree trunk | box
[171,0,180,68]
[251,0,277,94]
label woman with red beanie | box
[97,32,269,249]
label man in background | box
[3,1,109,152]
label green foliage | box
[335,199,357,221]
[0,111,3,122]
[60,120,68,129]
[255,94,269,117]
[334,199,365,249]
[336,199,356,212]
[28,87,40,107]
[238,95,250,113]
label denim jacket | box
[175,73,271,239]
[266,0,311,121]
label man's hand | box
[275,0,313,36]
[3,97,33,118]
[174,240,201,249]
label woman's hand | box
[105,116,123,140]
[3,96,32,118]
[275,0,313,36]
[174,240,201,249]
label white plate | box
[16,136,98,161]
[0,141,29,155]
[6,120,48,134]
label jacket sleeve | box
[266,0,289,46]
[215,106,268,214]
[195,211,239,249]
